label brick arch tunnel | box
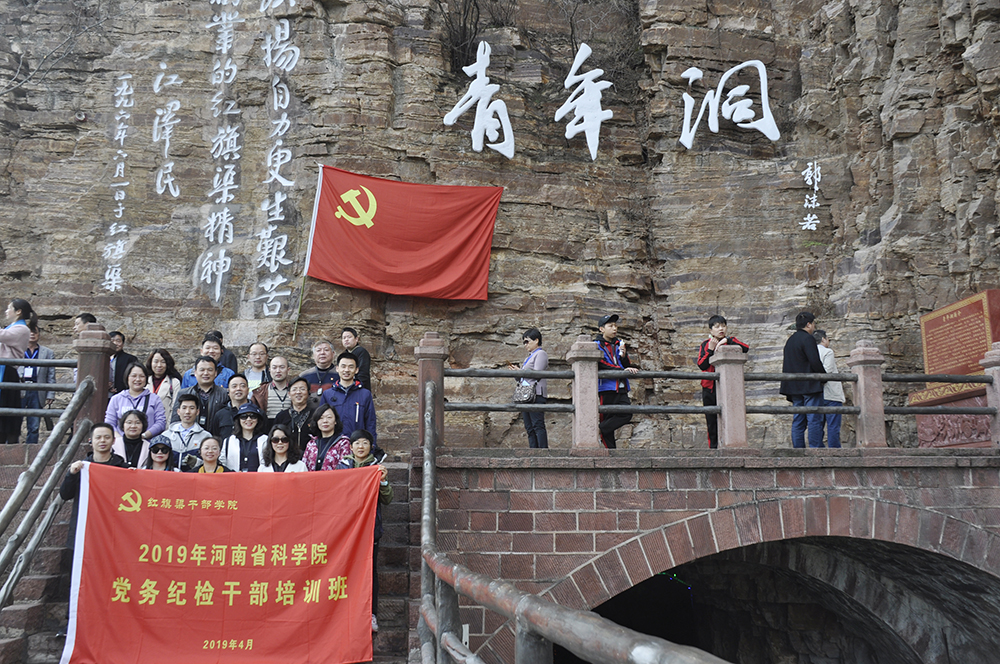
[565,537,1000,664]
[468,495,1000,664]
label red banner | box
[60,464,380,664]
[305,165,503,300]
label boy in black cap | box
[595,314,639,448]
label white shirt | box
[818,345,846,403]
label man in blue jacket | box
[779,311,827,448]
[595,314,639,449]
[321,352,378,448]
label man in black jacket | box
[109,331,138,395]
[779,311,826,448]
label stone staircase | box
[0,445,414,664]
[0,442,75,664]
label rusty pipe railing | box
[419,380,733,664]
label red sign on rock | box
[60,464,380,664]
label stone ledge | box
[422,448,1000,470]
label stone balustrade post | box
[415,332,448,448]
[979,342,1000,447]
[846,340,887,447]
[566,335,602,449]
[73,323,113,427]
[713,344,748,448]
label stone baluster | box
[566,335,602,449]
[713,343,749,448]
[979,342,1000,447]
[415,332,448,448]
[73,323,113,427]
[846,340,887,447]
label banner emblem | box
[335,186,377,228]
[117,489,142,512]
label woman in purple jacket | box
[105,362,166,439]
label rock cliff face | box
[2,0,999,449]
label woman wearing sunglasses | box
[143,440,179,471]
[258,424,307,473]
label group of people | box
[698,311,844,449]
[1,300,390,632]
[514,310,846,451]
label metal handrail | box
[0,420,91,607]
[420,381,733,664]
[0,358,78,368]
[0,376,94,537]
[0,376,95,617]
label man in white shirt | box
[155,393,211,471]
[813,329,845,448]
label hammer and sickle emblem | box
[335,186,377,228]
[118,490,142,512]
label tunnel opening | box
[553,537,1000,664]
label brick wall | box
[410,449,1000,663]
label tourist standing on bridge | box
[1,299,35,444]
[595,314,640,449]
[509,328,548,448]
[697,315,750,449]
[813,330,845,448]
[779,312,826,448]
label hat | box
[237,403,262,418]
[598,314,619,328]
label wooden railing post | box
[73,323,112,428]
[979,342,1000,447]
[713,344,748,448]
[566,335,601,449]
[416,332,448,449]
[846,340,887,447]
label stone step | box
[0,602,45,639]
[0,636,25,664]
[12,575,62,603]
[28,548,70,577]
[26,632,64,664]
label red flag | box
[306,165,503,300]
[61,464,380,664]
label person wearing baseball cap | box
[595,314,639,448]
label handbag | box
[513,381,536,404]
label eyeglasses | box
[270,436,289,443]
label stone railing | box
[415,332,1000,449]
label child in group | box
[336,429,392,633]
